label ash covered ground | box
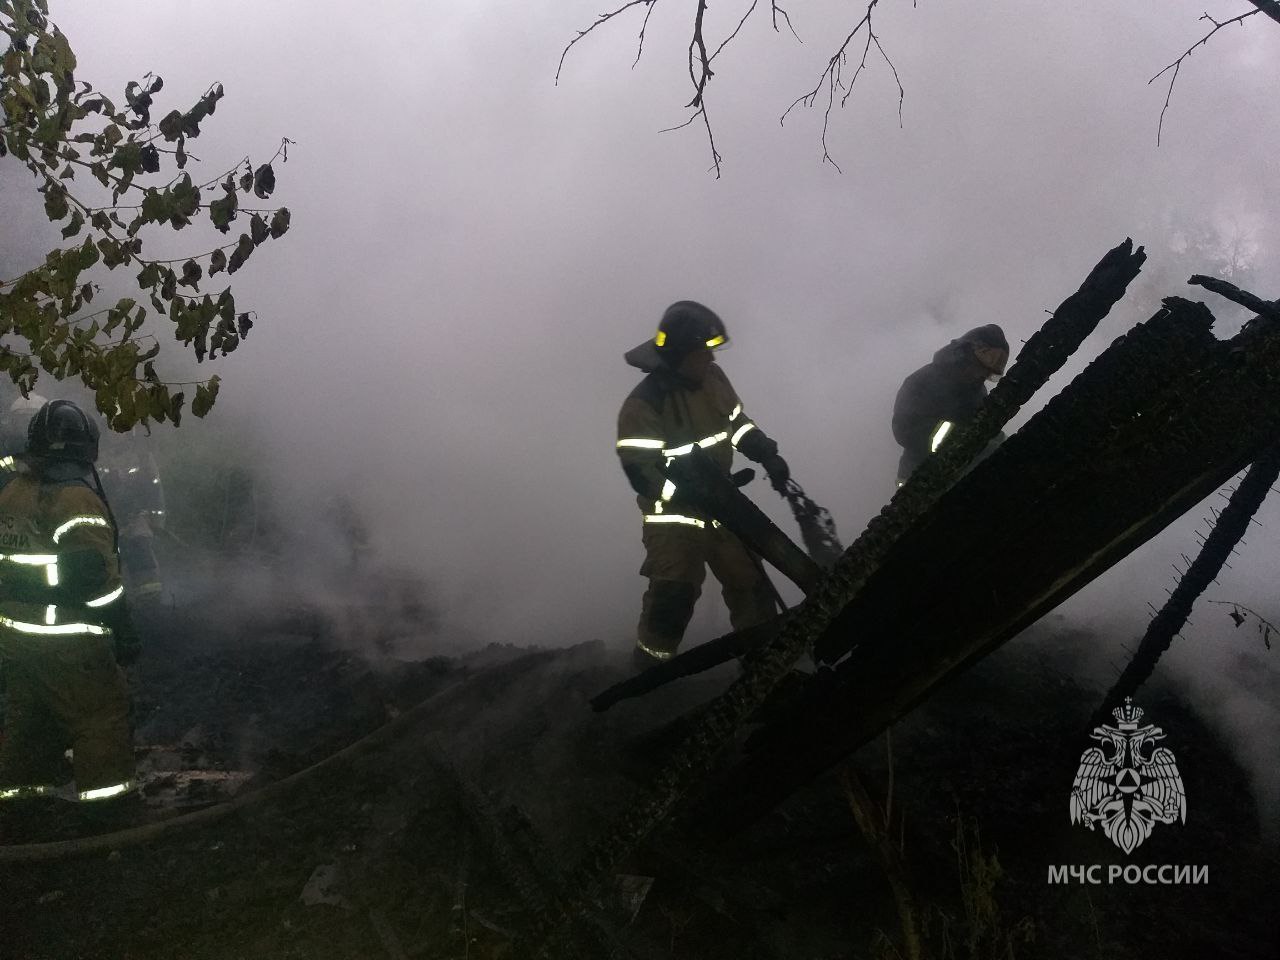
[0,555,1275,960]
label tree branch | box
[1207,600,1277,648]
[556,0,802,177]
[555,0,656,84]
[771,1,801,41]
[781,0,901,172]
[1150,6,1265,146]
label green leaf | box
[158,109,183,141]
[135,261,161,289]
[251,163,275,199]
[140,187,168,225]
[110,140,142,173]
[191,375,220,418]
[179,259,202,290]
[209,190,237,233]
[249,213,269,245]
[97,236,128,269]
[60,210,84,238]
[268,207,290,239]
[226,234,254,274]
[42,186,69,221]
[237,312,254,339]
[139,143,160,173]
[209,247,227,275]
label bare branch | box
[1207,600,1278,648]
[711,0,760,64]
[657,102,723,177]
[782,0,898,172]
[686,0,712,107]
[634,1,658,66]
[555,0,802,176]
[772,1,801,41]
[555,0,656,85]
[1150,6,1264,145]
[872,32,905,126]
[840,29,877,111]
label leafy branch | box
[0,0,292,429]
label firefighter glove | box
[763,454,790,485]
[736,428,778,464]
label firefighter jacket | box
[892,341,989,481]
[616,361,764,528]
[98,436,165,529]
[0,469,125,638]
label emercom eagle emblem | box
[1069,698,1186,854]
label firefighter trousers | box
[0,633,133,797]
[636,521,777,659]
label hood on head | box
[933,324,1009,366]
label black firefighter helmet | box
[624,300,729,372]
[27,399,100,464]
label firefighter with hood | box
[616,301,789,665]
[892,324,1009,486]
[0,400,139,805]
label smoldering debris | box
[0,610,1276,959]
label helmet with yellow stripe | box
[654,301,728,359]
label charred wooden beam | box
[666,447,823,593]
[1092,425,1280,721]
[589,616,784,712]
[696,298,1280,836]
[530,240,1147,955]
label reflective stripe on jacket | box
[892,351,988,480]
[0,473,123,637]
[616,362,758,526]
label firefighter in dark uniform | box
[97,428,165,602]
[892,324,1009,486]
[616,301,789,665]
[0,400,138,804]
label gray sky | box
[11,1,1279,660]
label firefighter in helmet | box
[892,324,1009,485]
[0,400,138,804]
[616,301,788,665]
